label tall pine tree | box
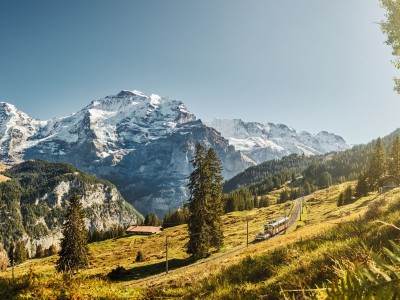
[204,148,224,250]
[187,143,224,260]
[367,138,387,191]
[388,136,400,180]
[56,193,90,274]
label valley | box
[2,180,397,299]
[1,1,400,299]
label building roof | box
[379,175,399,186]
[126,225,162,234]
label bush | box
[135,251,144,262]
[364,197,387,220]
[48,244,57,255]
[35,245,44,258]
[388,196,400,213]
[107,266,127,280]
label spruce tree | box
[187,143,224,260]
[144,213,160,226]
[367,138,387,191]
[8,242,14,268]
[56,193,90,274]
[14,240,27,264]
[388,136,400,180]
[337,192,344,207]
[343,186,353,205]
[355,170,368,198]
[187,143,210,259]
[204,148,224,250]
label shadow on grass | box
[108,257,195,282]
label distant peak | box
[0,101,16,108]
[0,102,18,115]
[275,123,294,131]
[117,90,147,98]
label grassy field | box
[1,181,398,299]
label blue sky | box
[0,0,398,144]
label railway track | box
[287,197,303,228]
[124,197,304,287]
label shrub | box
[388,196,400,213]
[135,251,144,262]
[35,245,44,258]
[107,266,127,280]
[364,197,387,220]
[49,244,57,255]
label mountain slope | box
[0,159,142,256]
[206,118,349,164]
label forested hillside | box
[223,154,322,193]
[224,128,400,196]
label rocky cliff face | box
[206,118,350,164]
[0,160,142,257]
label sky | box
[0,0,399,145]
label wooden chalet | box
[126,225,162,236]
[378,175,399,193]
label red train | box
[255,216,289,241]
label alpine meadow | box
[1,1,400,299]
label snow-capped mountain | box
[0,102,44,163]
[0,92,349,216]
[205,118,350,164]
[0,91,249,216]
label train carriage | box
[255,216,289,241]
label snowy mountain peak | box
[116,90,147,98]
[206,118,350,164]
[0,102,19,116]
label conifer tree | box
[343,186,353,205]
[8,242,14,268]
[337,192,344,207]
[14,240,27,264]
[367,138,387,191]
[388,136,400,180]
[187,143,209,259]
[318,172,332,188]
[204,148,224,250]
[144,213,160,226]
[355,170,368,198]
[187,143,224,260]
[56,193,90,274]
[278,189,289,204]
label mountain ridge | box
[206,118,350,164]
